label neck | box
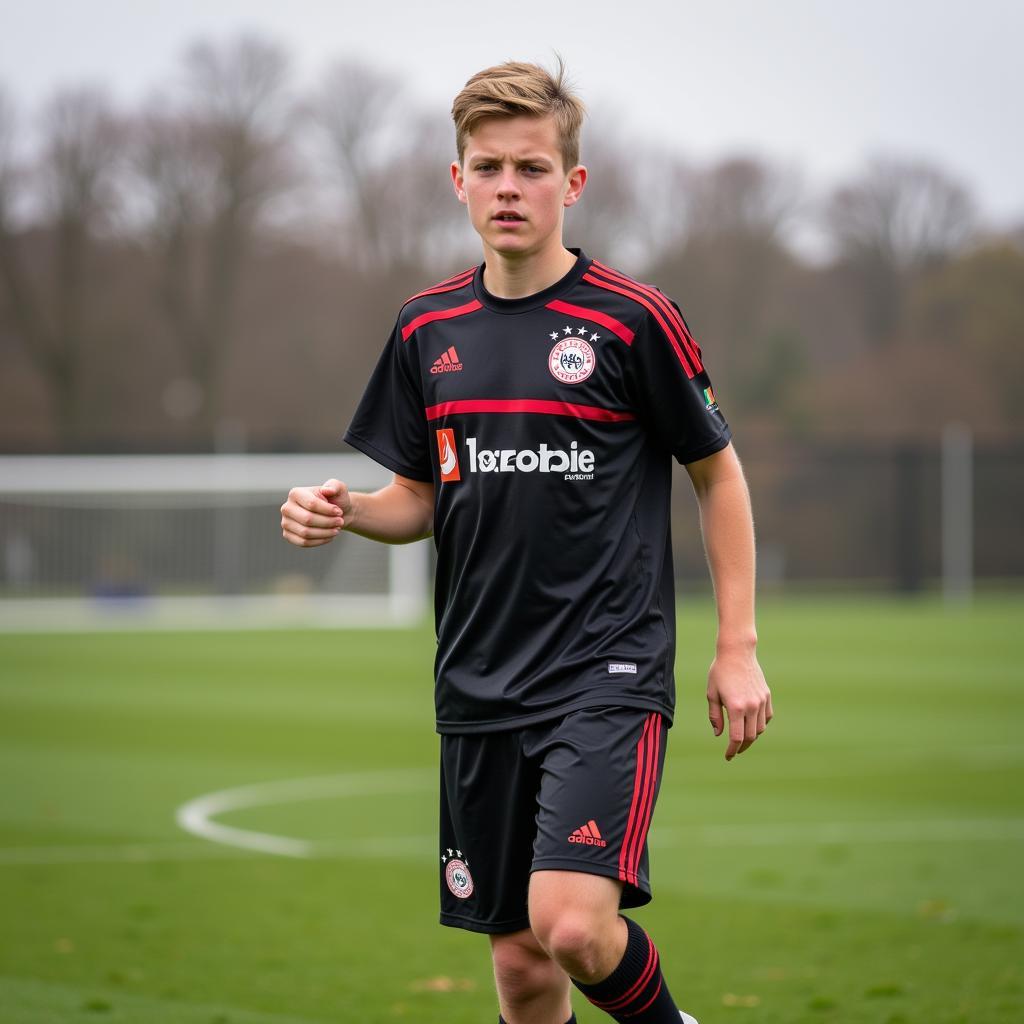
[481,243,577,299]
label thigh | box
[527,707,668,909]
[438,730,541,934]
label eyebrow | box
[470,153,554,166]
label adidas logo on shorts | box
[568,819,607,848]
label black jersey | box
[344,250,731,734]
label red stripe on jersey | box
[424,399,636,423]
[591,261,703,371]
[405,267,476,304]
[545,299,636,345]
[402,299,482,342]
[583,272,698,378]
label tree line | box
[1,34,1021,453]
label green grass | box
[1,596,1022,1023]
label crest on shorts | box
[548,326,598,384]
[442,848,474,899]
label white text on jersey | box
[465,437,595,480]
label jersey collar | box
[474,248,592,314]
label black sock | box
[572,916,680,1022]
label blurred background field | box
[1,598,1022,1024]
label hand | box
[707,646,773,761]
[280,478,350,548]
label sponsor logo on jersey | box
[431,346,463,374]
[549,330,597,385]
[608,662,637,674]
[568,819,607,848]
[441,848,474,899]
[436,428,461,482]
[466,436,595,480]
[434,431,596,482]
[703,386,719,412]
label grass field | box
[1,596,1022,1024]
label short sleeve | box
[343,320,432,481]
[626,300,732,465]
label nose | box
[496,168,521,199]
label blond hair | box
[451,58,585,171]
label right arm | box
[281,474,434,547]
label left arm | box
[685,443,773,761]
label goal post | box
[0,454,431,632]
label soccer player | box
[281,60,772,1024]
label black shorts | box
[438,707,669,934]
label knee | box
[491,936,560,1005]
[531,911,606,982]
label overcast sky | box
[3,0,1022,227]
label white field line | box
[2,770,1021,867]
[657,817,1024,847]
[175,770,436,858]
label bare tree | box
[823,156,977,342]
[310,59,470,272]
[0,85,121,446]
[133,34,293,443]
[565,119,648,266]
[649,155,804,387]
[311,59,402,268]
[685,155,803,244]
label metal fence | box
[0,439,1020,631]
[669,436,1023,592]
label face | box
[451,115,586,261]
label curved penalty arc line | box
[175,770,435,859]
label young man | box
[281,60,772,1024]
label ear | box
[451,161,467,205]
[563,164,587,209]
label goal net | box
[0,454,430,632]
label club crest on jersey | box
[441,848,474,899]
[549,329,596,385]
[436,428,461,482]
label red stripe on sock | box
[622,976,663,1018]
[589,937,658,1012]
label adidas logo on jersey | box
[431,346,463,373]
[568,819,607,847]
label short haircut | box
[451,58,586,172]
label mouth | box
[493,212,526,223]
